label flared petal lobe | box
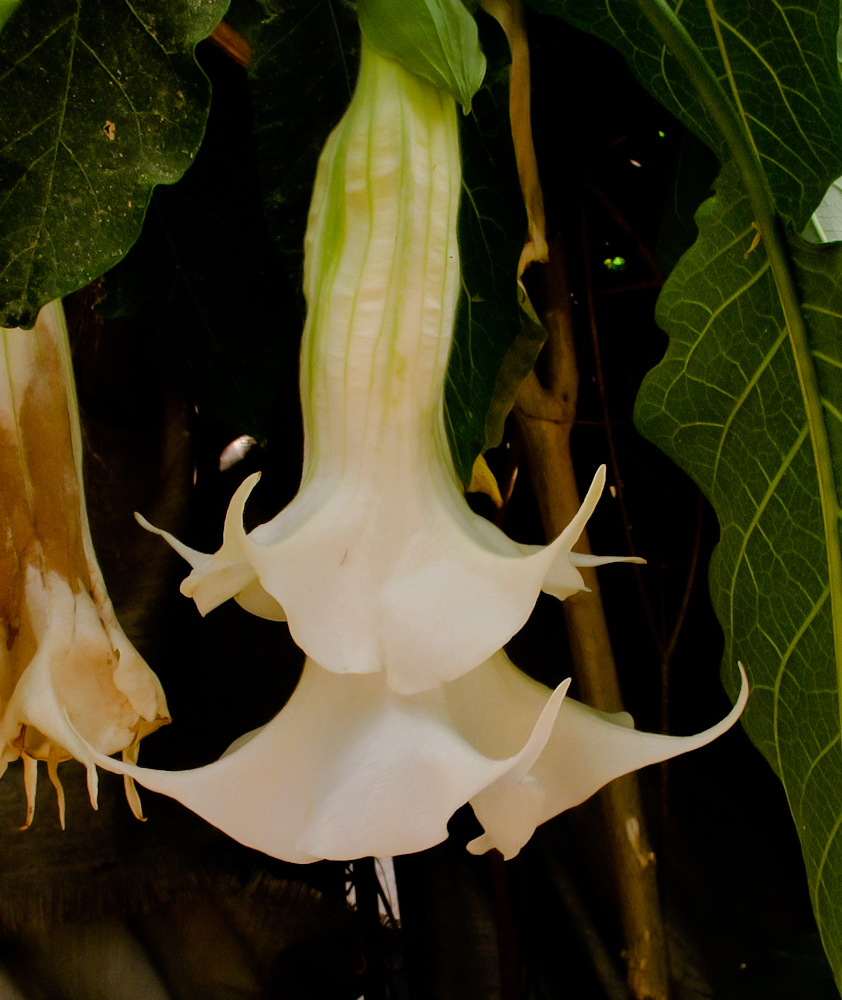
[85,658,569,862]
[446,652,749,859]
[86,653,746,863]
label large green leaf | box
[528,0,842,229]
[0,0,228,327]
[529,0,842,985]
[635,165,842,974]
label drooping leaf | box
[227,0,360,325]
[482,285,546,453]
[0,0,228,327]
[529,0,842,985]
[101,44,294,441]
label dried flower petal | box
[0,301,170,825]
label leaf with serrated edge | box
[0,0,228,328]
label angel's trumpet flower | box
[87,37,747,864]
[139,40,640,696]
[0,301,170,827]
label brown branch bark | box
[514,236,670,1000]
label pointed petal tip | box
[734,660,750,713]
[136,513,209,571]
[681,660,748,747]
[223,473,262,544]
[568,553,646,568]
[554,466,608,553]
[134,511,153,531]
[237,470,262,494]
[581,465,607,511]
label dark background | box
[0,7,830,999]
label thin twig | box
[585,181,663,282]
[661,489,706,721]
[581,204,666,660]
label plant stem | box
[515,236,670,1000]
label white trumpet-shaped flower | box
[87,35,747,863]
[88,653,747,863]
[0,301,170,827]
[139,41,639,696]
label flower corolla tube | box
[89,40,747,862]
[0,301,170,828]
[138,43,638,697]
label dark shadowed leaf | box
[528,0,842,229]
[445,12,526,485]
[227,0,360,326]
[101,43,295,441]
[0,0,228,328]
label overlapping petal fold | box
[85,653,746,863]
[449,653,749,859]
[148,464,638,695]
